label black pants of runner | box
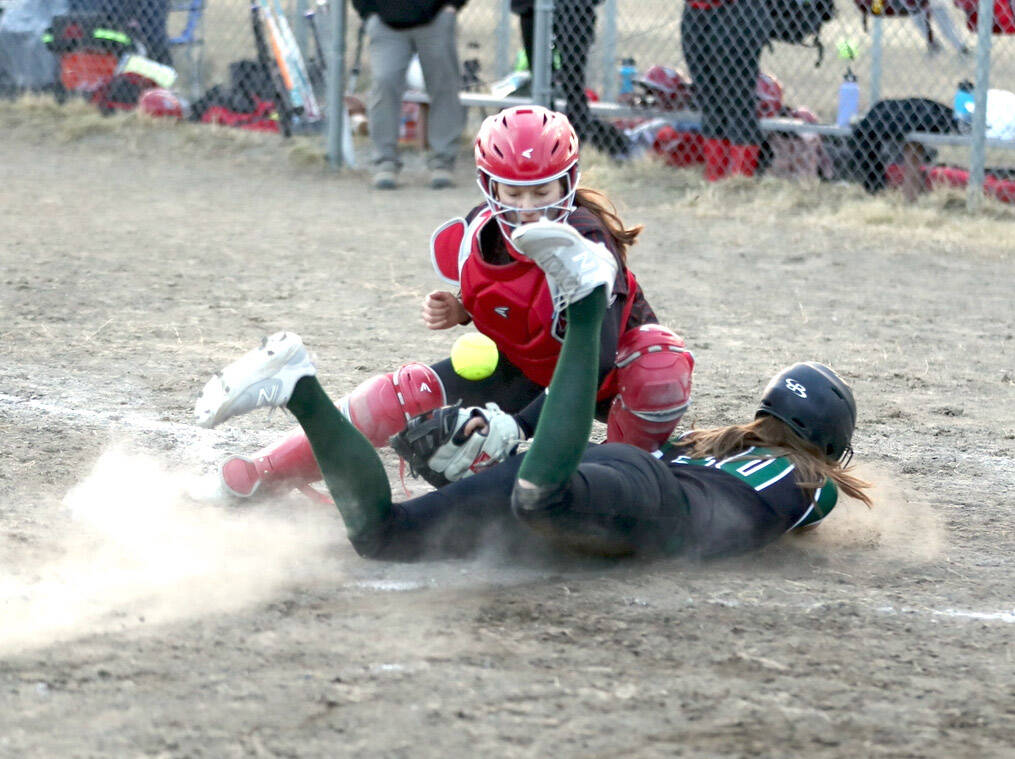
[351,443,690,561]
[680,1,771,146]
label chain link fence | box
[2,0,1013,207]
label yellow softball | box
[450,332,499,381]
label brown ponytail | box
[680,416,874,508]
[574,188,643,265]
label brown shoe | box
[373,167,397,190]
[430,168,454,189]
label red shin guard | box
[340,363,446,447]
[220,428,322,498]
[219,363,446,500]
[606,325,695,451]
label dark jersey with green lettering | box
[654,441,838,558]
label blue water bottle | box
[619,57,637,96]
[953,80,974,127]
[836,69,860,128]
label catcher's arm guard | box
[389,402,524,488]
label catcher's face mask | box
[489,177,572,228]
[474,104,581,243]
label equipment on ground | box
[250,0,321,136]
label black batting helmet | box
[756,362,856,463]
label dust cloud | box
[0,447,346,655]
[799,463,946,563]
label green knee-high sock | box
[517,286,607,489]
[285,376,392,540]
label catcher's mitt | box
[390,402,523,488]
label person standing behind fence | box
[912,0,970,56]
[681,0,772,181]
[512,0,632,159]
[352,0,468,190]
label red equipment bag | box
[43,12,135,94]
[652,126,705,167]
[201,97,281,133]
[91,72,159,114]
[59,51,119,93]
[885,163,1015,203]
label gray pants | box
[366,10,465,171]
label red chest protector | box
[459,212,563,386]
[431,210,638,391]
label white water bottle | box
[836,70,860,128]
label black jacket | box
[353,0,468,28]
[849,98,957,193]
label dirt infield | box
[1,104,1013,758]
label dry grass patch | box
[4,93,1013,255]
[585,151,1015,256]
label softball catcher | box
[218,106,693,500]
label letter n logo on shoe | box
[258,384,280,406]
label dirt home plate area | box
[0,107,1013,757]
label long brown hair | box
[574,187,642,265]
[680,416,873,508]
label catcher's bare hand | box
[422,291,469,330]
[462,416,487,437]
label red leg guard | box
[606,325,695,451]
[220,428,322,498]
[703,138,729,182]
[727,143,760,178]
[219,363,446,499]
[340,363,446,447]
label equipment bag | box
[91,71,157,114]
[885,163,1015,203]
[190,83,280,133]
[189,59,281,131]
[42,12,133,56]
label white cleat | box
[194,332,317,429]
[511,219,618,307]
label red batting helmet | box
[138,87,183,119]
[756,73,784,119]
[474,105,581,239]
[636,65,693,109]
